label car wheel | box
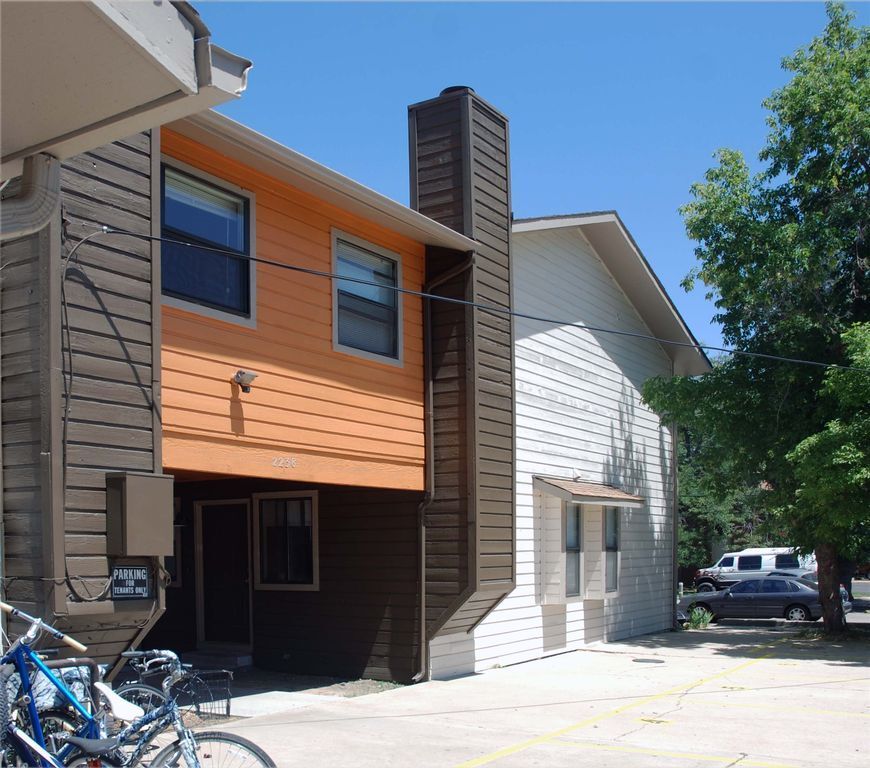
[785,604,810,621]
[696,582,716,593]
[689,603,714,619]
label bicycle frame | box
[113,696,191,767]
[1,632,100,765]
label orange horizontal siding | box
[161,128,426,490]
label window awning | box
[533,476,645,508]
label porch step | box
[181,651,253,670]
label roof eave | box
[1,14,251,180]
[514,213,711,376]
[166,111,477,253]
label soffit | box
[1,1,251,179]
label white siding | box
[429,226,675,679]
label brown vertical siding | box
[409,89,515,639]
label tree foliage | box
[643,3,869,631]
[675,424,767,572]
[785,323,870,553]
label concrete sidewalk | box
[219,625,869,768]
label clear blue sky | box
[200,1,867,348]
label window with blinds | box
[333,233,401,363]
[162,165,252,318]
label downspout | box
[413,250,475,683]
[0,154,61,242]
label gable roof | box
[167,111,477,253]
[513,212,711,376]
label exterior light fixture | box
[232,369,258,393]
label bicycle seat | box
[64,735,122,756]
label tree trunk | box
[816,543,847,633]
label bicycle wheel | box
[38,709,81,754]
[115,682,166,712]
[150,731,275,768]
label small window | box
[719,557,734,568]
[774,554,800,569]
[761,579,790,593]
[730,579,761,594]
[604,507,619,593]
[162,165,253,319]
[333,232,401,364]
[253,493,318,590]
[738,555,762,571]
[566,505,582,597]
[787,581,802,593]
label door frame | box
[193,498,253,650]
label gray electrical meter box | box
[106,472,174,556]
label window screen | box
[335,238,398,359]
[162,167,250,315]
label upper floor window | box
[162,164,254,321]
[332,231,402,365]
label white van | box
[694,547,815,591]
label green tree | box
[785,324,870,597]
[676,424,767,573]
[644,3,869,632]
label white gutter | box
[0,154,61,241]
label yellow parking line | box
[552,739,798,768]
[453,644,778,768]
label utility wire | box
[70,225,870,374]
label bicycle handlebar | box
[0,601,88,653]
[121,649,186,695]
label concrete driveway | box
[220,623,869,768]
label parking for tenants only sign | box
[111,565,152,600]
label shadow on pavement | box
[607,622,870,668]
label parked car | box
[693,547,815,592]
[680,575,851,622]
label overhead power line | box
[64,225,870,375]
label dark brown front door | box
[200,502,250,645]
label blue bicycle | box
[0,601,104,766]
[1,602,274,767]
